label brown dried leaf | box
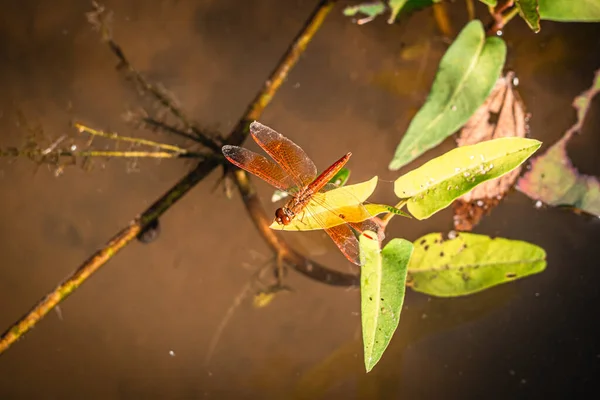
[452,72,529,231]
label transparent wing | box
[323,219,385,266]
[222,145,298,192]
[249,121,317,189]
[323,223,361,266]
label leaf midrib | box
[409,257,545,273]
[405,142,537,197]
[366,253,383,368]
[398,29,486,160]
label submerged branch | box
[0,0,340,356]
[87,2,222,152]
[224,0,337,146]
[233,169,359,287]
[0,222,142,354]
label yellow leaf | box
[269,176,378,231]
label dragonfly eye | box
[275,208,291,225]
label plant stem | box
[486,0,518,35]
[380,200,408,225]
[432,1,453,39]
[232,169,358,286]
[66,150,191,158]
[465,0,475,21]
[75,123,189,154]
[502,6,520,26]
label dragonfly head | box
[275,208,293,225]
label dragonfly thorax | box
[275,207,295,225]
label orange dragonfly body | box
[222,121,380,265]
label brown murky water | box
[1,1,600,399]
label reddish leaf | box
[517,70,600,217]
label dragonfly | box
[222,121,382,265]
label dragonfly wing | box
[222,145,297,192]
[249,121,317,188]
[325,219,384,266]
[348,219,385,243]
[324,223,361,266]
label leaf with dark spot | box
[360,232,413,372]
[408,232,546,297]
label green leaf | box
[539,0,600,22]
[343,1,386,17]
[478,0,497,6]
[387,0,442,23]
[364,203,412,218]
[388,0,409,23]
[516,0,541,32]
[408,232,546,297]
[360,232,413,372]
[394,137,541,220]
[388,20,507,170]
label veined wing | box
[249,121,317,189]
[323,224,360,265]
[324,218,384,266]
[222,145,298,192]
[268,177,379,231]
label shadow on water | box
[1,0,599,399]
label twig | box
[465,0,475,21]
[232,169,358,287]
[0,221,142,354]
[65,150,198,158]
[432,1,453,39]
[141,117,203,143]
[0,0,340,356]
[224,0,337,146]
[486,0,518,35]
[75,122,189,154]
[204,260,272,366]
[3,147,206,162]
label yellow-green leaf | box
[360,232,413,372]
[408,232,546,297]
[388,0,409,23]
[539,0,600,22]
[269,176,378,231]
[364,203,411,218]
[343,1,386,18]
[394,137,541,220]
[388,20,507,170]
